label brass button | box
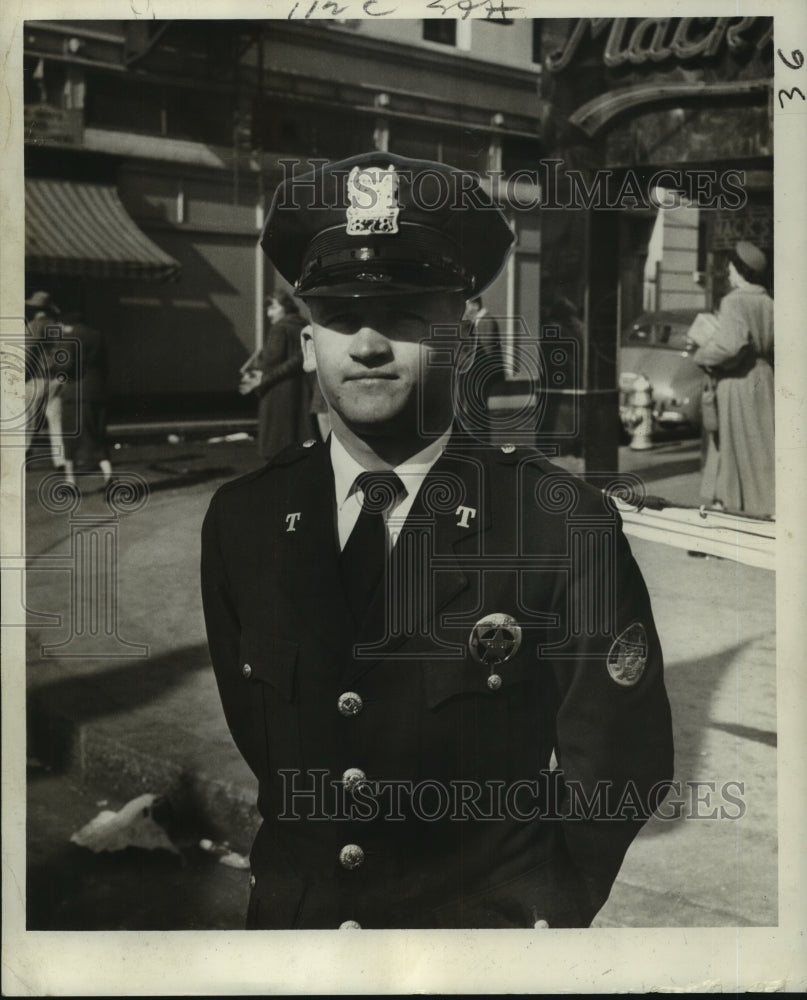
[501,443,516,454]
[342,767,368,794]
[339,843,365,870]
[302,439,316,448]
[487,673,502,691]
[339,920,361,929]
[249,874,256,888]
[534,918,549,929]
[242,663,252,679]
[337,691,363,717]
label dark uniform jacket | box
[201,434,674,930]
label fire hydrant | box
[626,374,654,450]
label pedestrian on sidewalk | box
[239,292,314,460]
[24,290,65,467]
[202,152,673,931]
[455,295,504,439]
[58,312,114,489]
[688,241,775,517]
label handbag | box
[701,377,719,434]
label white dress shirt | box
[330,427,452,551]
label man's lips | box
[344,372,398,381]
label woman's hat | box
[734,241,767,274]
[25,290,60,314]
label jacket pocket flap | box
[239,631,297,702]
[424,655,531,709]
[425,661,488,709]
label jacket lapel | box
[344,437,491,683]
[274,442,354,659]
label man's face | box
[266,299,284,324]
[303,292,465,437]
[463,300,481,323]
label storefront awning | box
[25,178,181,281]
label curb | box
[28,688,260,855]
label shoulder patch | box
[607,622,648,687]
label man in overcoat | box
[201,152,674,930]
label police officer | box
[201,152,674,930]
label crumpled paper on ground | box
[199,838,250,869]
[70,793,179,855]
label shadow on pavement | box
[28,643,212,772]
[644,634,773,836]
[709,721,777,748]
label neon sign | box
[546,17,772,74]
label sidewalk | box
[23,434,777,927]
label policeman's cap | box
[261,152,514,299]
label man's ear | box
[301,324,317,372]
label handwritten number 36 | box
[777,48,805,109]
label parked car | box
[618,309,704,435]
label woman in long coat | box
[243,292,313,460]
[690,241,774,517]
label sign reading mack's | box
[546,16,773,73]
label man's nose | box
[349,325,393,361]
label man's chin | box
[343,415,407,438]
[331,394,403,428]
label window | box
[531,20,542,64]
[389,121,489,173]
[254,103,374,160]
[423,20,457,46]
[501,137,542,177]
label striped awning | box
[26,178,181,281]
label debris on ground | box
[70,793,179,855]
[219,851,250,869]
[199,838,250,869]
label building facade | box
[23,18,543,426]
[534,15,773,467]
[24,16,773,461]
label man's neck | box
[329,414,452,470]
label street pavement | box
[19,432,777,929]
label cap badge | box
[356,272,391,283]
[606,622,648,687]
[346,164,400,236]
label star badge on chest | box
[469,613,523,691]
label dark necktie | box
[339,470,405,625]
